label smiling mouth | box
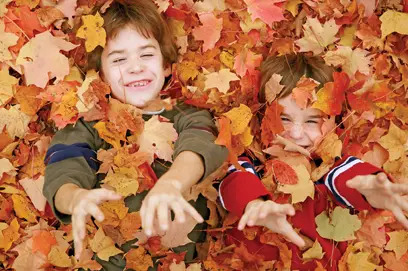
[125,80,152,87]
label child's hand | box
[70,188,121,260]
[347,173,408,229]
[238,199,305,247]
[140,179,204,237]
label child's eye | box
[141,54,154,58]
[306,120,319,124]
[113,58,126,63]
[280,116,291,122]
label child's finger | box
[85,203,105,222]
[280,204,296,216]
[247,204,261,226]
[391,207,408,230]
[157,203,169,230]
[170,201,186,223]
[74,236,83,260]
[143,199,156,236]
[92,189,122,204]
[283,228,305,248]
[180,200,204,223]
[390,183,408,194]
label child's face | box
[101,26,171,108]
[278,95,324,150]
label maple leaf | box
[16,31,78,88]
[89,228,123,261]
[98,200,128,227]
[0,0,12,16]
[264,73,284,104]
[101,167,139,197]
[356,211,387,248]
[0,68,18,106]
[74,248,103,271]
[362,143,389,168]
[0,218,20,251]
[12,238,48,271]
[12,194,38,223]
[15,85,46,116]
[302,240,324,260]
[347,251,383,271]
[35,6,65,28]
[76,12,106,52]
[15,0,39,9]
[154,0,170,13]
[192,13,223,52]
[0,20,18,62]
[125,247,153,271]
[176,61,199,83]
[266,159,298,184]
[291,76,319,109]
[137,115,178,164]
[223,104,253,135]
[277,164,314,203]
[204,68,240,94]
[382,252,408,271]
[0,105,31,139]
[394,103,408,124]
[19,176,46,212]
[295,17,340,55]
[312,72,349,116]
[233,48,262,77]
[244,0,285,27]
[50,85,79,129]
[379,10,408,39]
[324,46,372,77]
[379,122,408,161]
[6,6,46,38]
[315,206,362,242]
[31,230,57,256]
[385,231,408,260]
[260,101,284,146]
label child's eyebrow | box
[307,115,322,119]
[107,45,157,57]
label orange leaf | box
[125,247,153,271]
[266,159,298,184]
[261,101,284,146]
[32,230,57,256]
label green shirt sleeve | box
[43,118,108,224]
[170,105,229,180]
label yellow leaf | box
[101,168,139,197]
[48,246,72,268]
[285,0,302,17]
[223,104,253,135]
[0,218,20,251]
[339,24,357,47]
[76,12,106,52]
[0,0,12,16]
[347,251,383,271]
[0,105,31,139]
[177,61,199,83]
[324,46,371,77]
[385,230,408,260]
[64,66,84,83]
[137,115,178,163]
[89,228,123,261]
[94,121,126,149]
[125,247,153,271]
[12,194,38,223]
[204,69,239,94]
[394,103,408,124]
[379,10,408,39]
[379,122,408,161]
[15,0,39,9]
[99,200,129,227]
[0,184,21,194]
[219,50,234,69]
[239,126,253,147]
[278,164,314,203]
[76,69,99,113]
[315,206,361,242]
[0,20,18,62]
[315,132,342,164]
[0,68,17,106]
[302,240,324,260]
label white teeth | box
[128,81,149,87]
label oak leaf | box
[295,17,340,55]
[16,31,77,88]
[89,228,123,261]
[76,12,106,52]
[192,13,222,52]
[204,69,240,94]
[137,115,178,164]
[315,206,362,242]
[385,231,408,260]
[244,0,285,26]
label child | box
[218,54,408,270]
[43,1,228,269]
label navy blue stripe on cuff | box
[44,143,98,170]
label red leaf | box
[261,101,284,146]
[266,159,298,184]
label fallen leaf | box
[16,31,78,88]
[0,105,31,139]
[261,101,284,146]
[48,245,72,267]
[315,206,362,242]
[192,13,223,52]
[379,10,408,39]
[356,211,387,248]
[347,251,383,271]
[223,104,253,135]
[89,228,123,261]
[32,230,57,256]
[15,85,46,116]
[0,0,12,16]
[324,46,372,77]
[0,218,20,251]
[379,122,408,161]
[0,158,16,178]
[76,12,106,52]
[0,20,18,62]
[381,251,408,271]
[125,247,153,271]
[19,176,46,212]
[291,77,319,109]
[244,0,285,26]
[266,159,298,184]
[233,48,262,77]
[264,73,284,103]
[314,132,342,164]
[204,69,240,94]
[137,115,178,163]
[302,240,324,260]
[119,212,142,241]
[277,164,314,203]
[101,167,139,197]
[295,17,340,55]
[385,231,408,260]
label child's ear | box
[164,64,171,77]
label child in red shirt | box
[218,54,408,270]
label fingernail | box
[145,230,151,236]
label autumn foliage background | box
[1,0,408,270]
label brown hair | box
[86,0,178,72]
[259,54,335,103]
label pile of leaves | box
[1,0,408,270]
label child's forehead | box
[108,24,155,43]
[106,26,158,48]
[278,95,323,117]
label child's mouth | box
[125,80,152,89]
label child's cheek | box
[305,125,323,143]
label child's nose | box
[289,123,304,139]
[128,61,144,74]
